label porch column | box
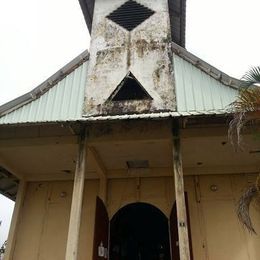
[65,130,87,260]
[4,180,27,260]
[172,124,191,260]
[89,147,107,205]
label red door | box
[170,193,193,260]
[93,197,109,260]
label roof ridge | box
[171,42,243,89]
[0,49,89,117]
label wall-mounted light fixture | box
[210,184,218,192]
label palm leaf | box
[230,67,260,234]
[242,66,260,87]
[232,87,260,112]
[237,185,258,234]
[229,66,260,148]
[228,86,260,147]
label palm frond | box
[234,86,260,112]
[237,174,260,234]
[228,111,246,148]
[230,67,260,234]
[237,185,258,234]
[228,86,260,148]
[242,66,260,87]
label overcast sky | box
[0,195,14,247]
[0,0,260,246]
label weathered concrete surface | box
[84,0,176,116]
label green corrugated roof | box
[174,54,238,113]
[0,45,242,125]
[0,51,89,125]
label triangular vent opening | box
[109,72,152,101]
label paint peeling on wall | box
[84,0,176,116]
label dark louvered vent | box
[106,0,155,31]
[109,72,152,101]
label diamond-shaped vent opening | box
[109,72,152,101]
[106,0,155,31]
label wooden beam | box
[99,177,108,204]
[0,155,24,180]
[65,131,87,260]
[181,127,228,138]
[172,124,191,260]
[4,180,27,260]
[0,136,77,148]
[88,146,106,178]
[184,165,260,175]
[87,120,172,144]
[88,146,107,203]
[107,168,171,179]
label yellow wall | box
[10,174,260,260]
[12,180,99,260]
[107,175,260,260]
[107,177,175,218]
[186,174,260,260]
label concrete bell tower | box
[82,0,185,116]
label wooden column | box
[172,124,191,260]
[65,131,87,260]
[4,180,27,260]
[89,147,107,205]
[99,177,107,204]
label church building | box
[0,0,260,259]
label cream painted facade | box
[9,173,260,260]
[1,1,259,259]
[0,119,259,260]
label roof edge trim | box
[82,110,230,121]
[0,50,89,117]
[78,0,94,32]
[171,42,244,89]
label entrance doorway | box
[92,197,192,260]
[109,203,171,260]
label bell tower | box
[82,0,185,116]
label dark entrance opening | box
[110,203,171,260]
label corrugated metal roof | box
[0,60,88,125]
[83,109,229,121]
[0,50,89,116]
[171,43,242,89]
[173,53,238,113]
[0,45,243,125]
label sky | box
[0,195,14,247]
[0,0,260,246]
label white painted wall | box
[84,0,176,116]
